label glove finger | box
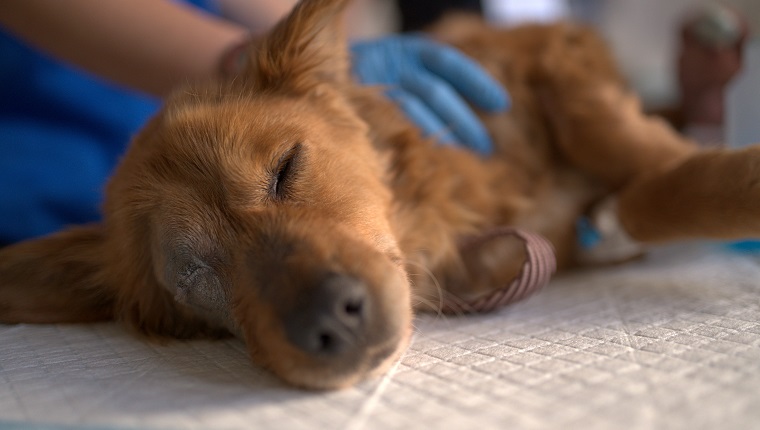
[419,39,510,112]
[400,71,493,155]
[387,89,456,144]
[350,37,405,85]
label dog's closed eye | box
[270,143,302,200]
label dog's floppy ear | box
[244,0,351,91]
[0,225,114,324]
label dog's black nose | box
[285,274,368,356]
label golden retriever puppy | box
[2,0,760,389]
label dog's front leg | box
[616,145,760,243]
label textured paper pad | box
[2,245,759,430]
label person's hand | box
[351,35,510,155]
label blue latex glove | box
[351,35,510,155]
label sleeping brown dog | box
[2,0,760,390]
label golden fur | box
[2,0,760,389]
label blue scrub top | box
[0,0,219,244]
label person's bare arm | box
[216,0,297,32]
[215,0,369,38]
[0,0,253,96]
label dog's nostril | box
[318,332,334,351]
[285,274,370,357]
[331,278,367,328]
[344,299,363,316]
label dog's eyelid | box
[269,142,303,200]
[278,142,302,162]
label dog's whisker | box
[410,295,444,316]
[404,259,452,320]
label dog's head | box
[0,0,412,390]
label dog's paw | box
[440,227,556,313]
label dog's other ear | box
[245,0,352,91]
[0,225,114,324]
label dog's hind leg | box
[543,77,760,244]
[535,24,699,188]
[541,82,698,189]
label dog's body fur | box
[2,0,760,389]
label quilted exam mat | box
[1,244,759,430]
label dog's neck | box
[346,87,528,272]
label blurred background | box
[351,0,760,146]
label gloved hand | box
[351,35,510,155]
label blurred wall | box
[349,0,760,109]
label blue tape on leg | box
[576,216,602,249]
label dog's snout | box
[285,274,369,356]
